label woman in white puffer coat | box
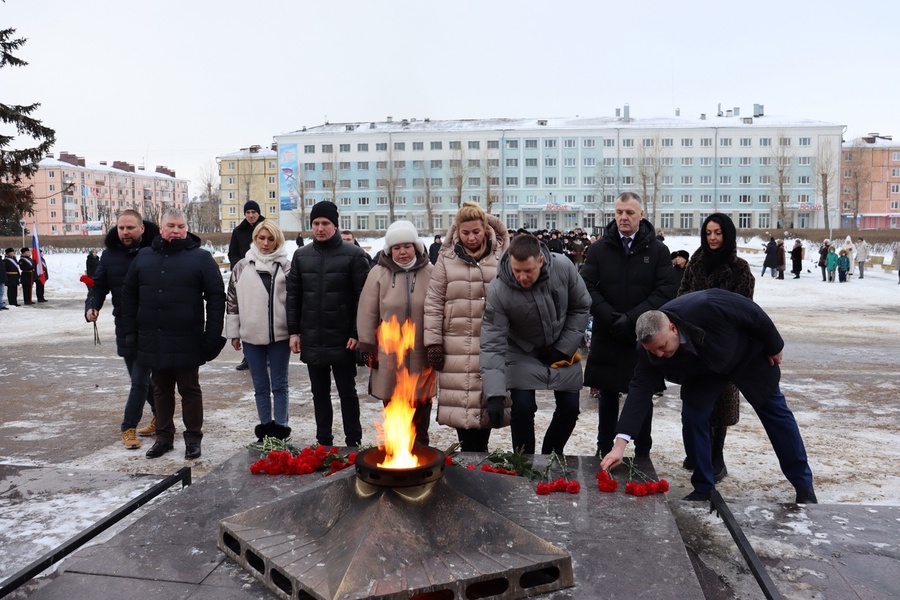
[423,202,510,451]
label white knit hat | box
[383,220,425,255]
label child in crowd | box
[825,246,838,282]
[837,249,851,283]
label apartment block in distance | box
[274,104,843,235]
[841,133,900,229]
[26,152,189,236]
[217,144,279,232]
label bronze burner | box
[354,445,445,487]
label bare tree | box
[377,145,401,224]
[593,158,614,228]
[767,130,795,229]
[448,145,468,209]
[322,151,339,203]
[843,139,871,231]
[481,148,499,214]
[291,167,309,233]
[815,136,840,232]
[420,161,435,234]
[191,160,221,233]
[634,133,667,226]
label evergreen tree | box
[1,26,56,235]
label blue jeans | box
[509,388,580,455]
[243,340,291,426]
[121,355,155,430]
[760,266,775,277]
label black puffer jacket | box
[285,231,371,365]
[228,216,265,267]
[121,233,226,369]
[580,219,677,390]
[86,221,160,358]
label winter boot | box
[254,422,271,442]
[269,423,292,441]
[138,416,156,437]
[122,428,141,450]
[711,426,728,482]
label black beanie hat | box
[243,200,261,214]
[310,201,339,227]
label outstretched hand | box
[599,438,627,472]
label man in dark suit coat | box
[600,289,816,504]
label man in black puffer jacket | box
[86,210,160,449]
[121,208,226,461]
[228,200,264,371]
[286,201,370,447]
[581,192,677,458]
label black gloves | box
[124,333,137,348]
[487,396,505,428]
[426,346,445,371]
[203,336,227,362]
[364,352,379,370]
[609,313,633,341]
[538,346,569,366]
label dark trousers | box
[151,367,203,445]
[308,362,362,446]
[20,272,33,304]
[598,388,653,456]
[683,385,812,494]
[122,355,156,430]
[35,278,45,301]
[6,275,18,306]
[456,427,491,452]
[509,388,580,455]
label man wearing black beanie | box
[228,200,265,370]
[286,201,370,447]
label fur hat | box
[383,220,424,255]
[670,249,690,262]
[4,248,14,255]
[243,200,261,214]
[310,201,339,228]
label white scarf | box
[392,255,417,271]
[245,243,288,274]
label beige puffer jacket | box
[423,214,510,429]
[225,254,291,346]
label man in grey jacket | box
[481,233,591,455]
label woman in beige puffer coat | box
[423,202,510,451]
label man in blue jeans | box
[480,233,591,455]
[86,210,159,449]
[601,289,816,504]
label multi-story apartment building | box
[841,134,900,229]
[27,152,189,236]
[217,145,279,232]
[274,106,844,235]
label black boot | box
[711,426,728,482]
[269,423,292,441]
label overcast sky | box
[5,0,898,196]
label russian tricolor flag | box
[32,228,47,285]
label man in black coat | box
[18,247,35,305]
[86,210,160,449]
[601,289,816,504]
[581,192,677,457]
[121,208,226,460]
[3,247,20,307]
[228,200,264,371]
[286,201,370,447]
[428,235,442,265]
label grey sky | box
[5,0,897,196]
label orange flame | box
[375,316,433,469]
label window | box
[487,140,499,149]
[758,213,771,228]
[603,176,616,185]
[449,160,461,168]
[603,157,616,167]
[411,160,423,169]
[779,137,791,146]
[525,177,538,186]
[376,142,387,151]
[642,138,654,147]
[358,196,369,206]
[682,157,693,167]
[339,196,351,206]
[700,176,712,185]
[430,177,442,187]
[680,213,693,229]
[506,158,519,167]
[740,138,752,147]
[798,157,811,165]
[525,158,538,167]
[304,180,316,190]
[564,139,576,148]
[339,161,351,170]
[604,194,616,203]
[227,176,234,184]
[739,194,752,204]
[892,151,900,161]
[700,194,712,204]
[603,138,615,147]
[544,139,557,148]
[394,142,405,151]
[357,179,369,188]
[681,176,693,185]
[680,194,692,203]
[358,143,368,152]
[564,176,577,185]
[545,158,557,167]
[376,196,388,205]
[339,144,350,152]
[468,159,480,168]
[304,145,315,154]
[544,176,557,185]
[583,157,596,167]
[700,138,713,147]
[739,157,752,166]
[507,177,519,186]
[564,194,576,203]
[661,157,673,166]
[340,179,351,189]
[891,184,900,194]
[584,194,595,203]
[893,168,900,177]
[799,137,811,146]
[449,141,461,150]
[719,176,731,185]
[621,175,633,185]
[412,178,425,187]
[738,213,752,228]
[396,196,407,205]
[429,141,442,151]
[798,194,810,204]
[700,157,712,167]
[525,139,538,149]
[681,138,693,148]
[660,194,673,203]
[583,176,595,185]
[661,176,674,185]
[621,139,634,148]
[321,162,332,171]
[661,138,673,147]
[375,215,388,229]
[759,157,772,166]
[322,144,333,153]
[739,175,751,184]
[564,157,576,167]
[622,157,634,167]
[583,139,596,148]
[798,176,811,184]
[719,194,731,204]
[358,161,369,170]
[394,160,406,169]
[759,194,770,203]
[759,138,771,147]
[659,213,674,229]
[720,138,732,147]
[468,141,480,150]
[720,157,732,167]
[425,159,439,169]
[268,175,276,184]
[412,142,423,151]
[892,200,900,209]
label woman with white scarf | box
[226,220,293,441]
[357,220,435,445]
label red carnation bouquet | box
[80,275,100,345]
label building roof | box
[278,113,844,137]
[38,157,186,182]
[217,146,277,159]
[845,136,898,148]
